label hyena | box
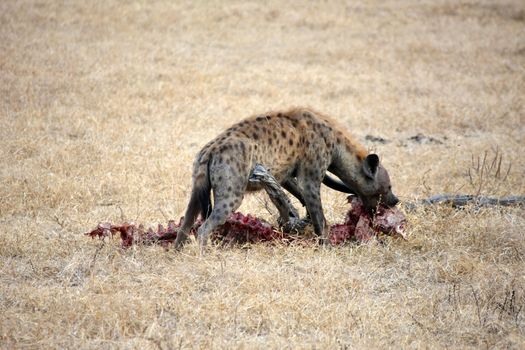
[174,107,399,249]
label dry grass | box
[1,0,525,348]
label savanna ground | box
[1,0,525,348]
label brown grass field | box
[1,0,525,348]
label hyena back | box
[174,107,399,249]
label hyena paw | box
[278,216,311,233]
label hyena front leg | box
[282,179,306,207]
[297,175,330,245]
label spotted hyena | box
[174,107,399,249]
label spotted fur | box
[174,107,398,249]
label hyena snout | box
[386,192,399,207]
[362,191,399,213]
[360,155,399,210]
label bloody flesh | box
[86,197,407,247]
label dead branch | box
[249,164,308,232]
[405,194,525,210]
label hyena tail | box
[174,153,212,249]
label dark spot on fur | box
[256,116,264,122]
[289,139,294,146]
[252,132,259,140]
[281,130,286,138]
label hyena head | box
[356,154,399,212]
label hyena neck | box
[329,140,367,194]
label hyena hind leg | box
[197,191,244,250]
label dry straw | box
[1,0,524,348]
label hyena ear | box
[363,154,380,179]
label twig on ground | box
[405,194,525,210]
